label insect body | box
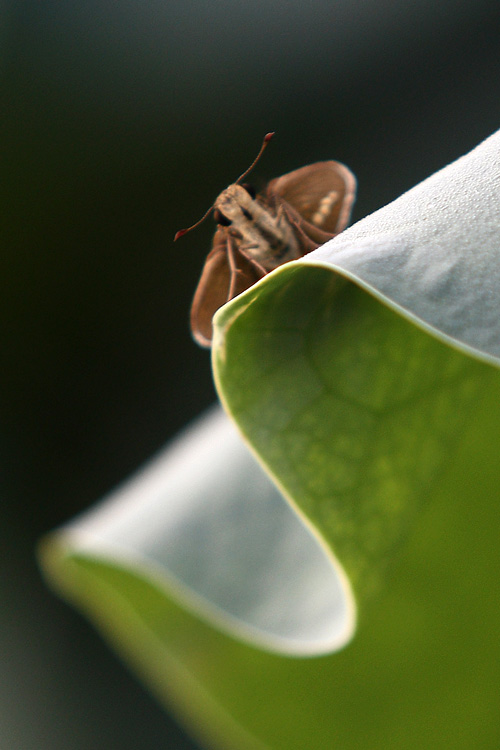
[175,134,356,347]
[214,183,301,269]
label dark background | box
[2,1,500,747]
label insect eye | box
[241,183,256,199]
[213,209,232,226]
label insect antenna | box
[234,131,275,184]
[174,132,275,242]
[174,204,215,241]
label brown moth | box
[175,133,356,347]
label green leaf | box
[40,130,500,749]
[214,266,493,603]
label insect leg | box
[227,236,245,300]
[227,236,267,300]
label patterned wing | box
[267,161,356,236]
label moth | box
[175,133,356,347]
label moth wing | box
[267,161,356,236]
[190,229,264,347]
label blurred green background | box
[2,1,500,747]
